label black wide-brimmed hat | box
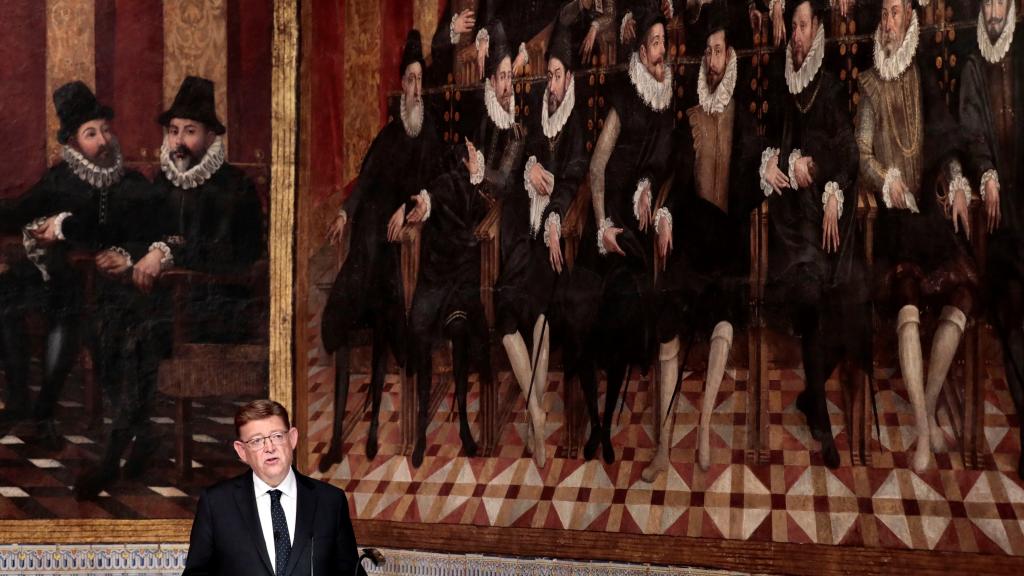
[158,76,226,135]
[545,20,574,70]
[401,29,426,78]
[633,0,669,51]
[485,20,512,78]
[54,81,113,144]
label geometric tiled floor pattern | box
[307,349,1024,556]
[0,364,249,520]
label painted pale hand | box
[822,195,840,254]
[984,178,1001,233]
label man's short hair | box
[235,399,290,437]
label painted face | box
[704,30,728,92]
[491,56,514,113]
[880,0,911,56]
[640,23,667,82]
[546,57,571,111]
[402,61,423,110]
[73,119,116,167]
[982,0,1009,41]
[789,2,817,70]
[233,415,299,487]
[166,117,216,171]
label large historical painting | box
[0,0,292,530]
[297,0,1024,571]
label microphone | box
[352,547,385,576]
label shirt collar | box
[252,466,297,499]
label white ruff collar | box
[400,96,424,138]
[484,78,516,130]
[160,136,225,190]
[977,1,1016,64]
[541,75,576,139]
[62,143,124,189]
[874,10,920,81]
[698,48,737,114]
[628,51,673,111]
[785,24,825,95]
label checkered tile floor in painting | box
[307,337,1024,556]
[0,365,249,520]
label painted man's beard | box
[706,62,724,91]
[645,57,665,82]
[547,88,562,111]
[172,145,203,172]
[882,29,902,56]
[498,91,513,113]
[791,39,809,70]
[89,138,120,168]
[401,95,424,136]
[988,16,1006,41]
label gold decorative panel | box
[163,0,229,150]
[45,0,95,163]
[342,0,382,185]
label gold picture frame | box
[0,0,298,546]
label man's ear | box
[233,440,249,463]
[287,427,299,451]
[205,129,217,148]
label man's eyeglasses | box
[242,431,289,450]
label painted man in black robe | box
[958,0,1024,479]
[759,0,867,469]
[585,1,674,463]
[318,31,439,470]
[642,0,765,481]
[495,22,588,468]
[407,21,524,468]
[0,82,155,456]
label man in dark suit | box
[183,399,361,576]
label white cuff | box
[881,167,919,213]
[109,246,133,267]
[524,155,539,199]
[823,182,844,220]
[787,149,803,190]
[769,0,785,14]
[470,149,485,185]
[543,213,562,247]
[948,175,973,207]
[51,211,73,241]
[759,147,780,197]
[632,178,651,221]
[654,207,672,235]
[476,28,489,52]
[665,1,674,18]
[148,241,175,270]
[518,42,529,66]
[449,14,461,44]
[620,11,634,43]
[417,189,432,221]
[597,217,614,255]
[980,169,999,201]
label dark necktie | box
[269,489,291,576]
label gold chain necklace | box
[794,75,822,114]
[883,74,921,156]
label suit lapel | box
[233,471,275,576]
[282,472,318,576]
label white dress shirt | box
[253,467,297,573]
